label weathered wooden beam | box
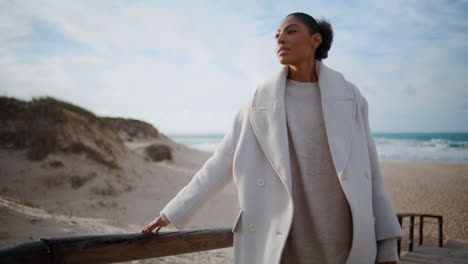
[0,228,233,264]
[0,240,51,264]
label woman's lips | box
[277,48,289,55]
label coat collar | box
[249,59,356,194]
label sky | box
[1,0,467,134]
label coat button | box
[249,224,257,232]
[373,216,376,225]
[256,179,264,187]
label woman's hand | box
[139,216,169,233]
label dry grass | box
[145,144,172,162]
[48,160,64,167]
[101,117,160,139]
[3,196,36,208]
[1,95,166,170]
[38,172,97,189]
[39,174,66,188]
[0,96,122,168]
[0,96,100,159]
[64,143,121,169]
[15,198,35,208]
[69,172,97,189]
[91,181,117,196]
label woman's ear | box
[311,32,322,49]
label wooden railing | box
[0,228,233,264]
[396,213,443,257]
[0,213,444,263]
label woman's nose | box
[276,32,285,44]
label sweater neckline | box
[286,78,319,97]
[286,78,318,86]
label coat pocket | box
[231,208,244,233]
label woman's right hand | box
[139,216,169,233]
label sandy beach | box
[381,161,468,245]
[1,127,467,263]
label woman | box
[140,12,403,264]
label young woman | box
[140,12,403,264]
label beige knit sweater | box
[279,78,398,263]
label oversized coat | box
[160,59,404,264]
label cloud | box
[0,0,467,133]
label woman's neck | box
[287,62,318,82]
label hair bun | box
[315,18,334,61]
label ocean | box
[168,132,468,164]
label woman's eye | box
[275,29,297,39]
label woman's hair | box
[286,12,334,61]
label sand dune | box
[0,136,237,263]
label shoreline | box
[381,159,468,165]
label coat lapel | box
[249,60,356,194]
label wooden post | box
[397,215,402,258]
[409,215,415,251]
[419,215,424,246]
[438,216,443,247]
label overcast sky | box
[1,0,467,134]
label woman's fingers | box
[140,217,167,233]
[139,224,153,233]
[140,223,156,233]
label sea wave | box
[374,135,468,164]
[169,133,468,164]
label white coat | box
[160,59,404,264]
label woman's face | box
[275,16,321,66]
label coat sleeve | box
[159,103,248,230]
[377,237,399,262]
[360,93,404,242]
